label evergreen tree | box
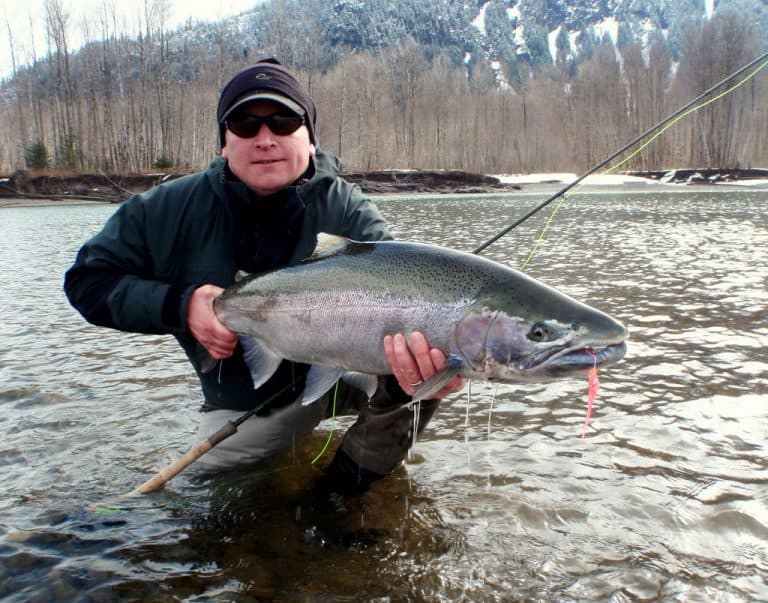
[525,23,553,66]
[616,23,634,49]
[25,140,50,170]
[555,26,571,65]
[485,1,518,66]
[55,131,83,171]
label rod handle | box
[133,421,238,494]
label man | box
[64,58,462,494]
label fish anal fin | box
[342,371,378,400]
[302,365,346,406]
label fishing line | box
[520,52,768,269]
[310,379,340,464]
[472,49,768,258]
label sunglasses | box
[225,112,306,138]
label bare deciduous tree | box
[0,8,765,176]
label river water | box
[0,190,766,601]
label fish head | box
[455,282,628,382]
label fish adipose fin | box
[302,365,347,405]
[411,355,465,401]
[240,335,284,389]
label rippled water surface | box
[1,191,766,601]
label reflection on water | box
[0,192,766,600]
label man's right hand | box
[188,285,238,359]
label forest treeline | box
[0,3,765,175]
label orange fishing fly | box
[581,349,600,438]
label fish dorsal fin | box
[233,269,250,282]
[309,232,351,260]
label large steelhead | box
[213,233,628,404]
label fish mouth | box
[524,341,627,374]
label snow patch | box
[569,30,580,50]
[472,2,490,35]
[592,16,619,46]
[548,26,562,62]
[494,173,657,186]
[514,22,527,52]
[490,61,512,91]
[492,173,768,189]
[727,180,768,187]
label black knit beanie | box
[217,58,317,146]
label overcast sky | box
[0,0,258,79]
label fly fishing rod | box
[133,384,292,493]
[131,405,253,495]
[103,50,768,507]
[472,48,768,256]
[91,385,291,509]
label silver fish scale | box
[221,288,467,373]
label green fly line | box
[310,379,340,464]
[519,54,768,270]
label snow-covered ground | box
[721,179,768,187]
[493,172,768,188]
[495,173,650,185]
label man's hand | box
[188,285,237,359]
[384,332,465,399]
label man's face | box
[222,100,316,196]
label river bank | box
[1,167,767,207]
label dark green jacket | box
[65,151,394,411]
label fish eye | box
[528,322,555,342]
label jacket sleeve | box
[63,196,196,336]
[339,184,394,242]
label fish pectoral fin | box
[411,355,465,401]
[196,343,218,374]
[240,335,284,389]
[341,371,378,400]
[302,365,346,406]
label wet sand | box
[0,197,114,208]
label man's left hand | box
[384,332,465,399]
